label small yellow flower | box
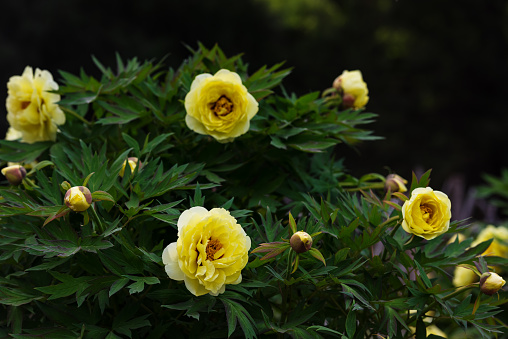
[385,174,408,193]
[184,69,259,142]
[332,70,369,109]
[119,157,141,177]
[480,272,506,295]
[401,187,452,240]
[290,231,313,253]
[64,186,92,212]
[472,225,508,258]
[162,207,251,296]
[1,165,27,186]
[6,66,65,143]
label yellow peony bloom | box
[472,225,508,258]
[184,69,259,143]
[401,187,452,240]
[162,207,251,296]
[332,70,369,109]
[6,66,65,143]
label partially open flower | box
[480,272,506,295]
[385,174,408,193]
[332,70,369,109]
[290,231,313,254]
[119,157,142,177]
[1,165,27,185]
[64,186,92,212]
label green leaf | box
[220,298,257,339]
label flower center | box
[420,205,433,222]
[206,238,224,261]
[211,96,233,117]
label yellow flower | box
[472,225,508,258]
[332,70,369,109]
[6,66,65,143]
[119,157,141,177]
[453,266,477,287]
[401,187,452,240]
[162,207,251,296]
[184,69,259,142]
[64,186,92,212]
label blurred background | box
[1,0,507,220]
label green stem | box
[406,283,479,324]
[61,106,93,126]
[381,216,401,262]
[342,183,385,192]
[89,204,104,233]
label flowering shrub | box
[0,44,506,338]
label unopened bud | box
[1,165,27,185]
[385,174,408,193]
[64,186,92,212]
[290,231,313,254]
[480,272,506,295]
[119,157,142,177]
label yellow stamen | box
[420,205,433,222]
[211,96,233,116]
[206,238,223,261]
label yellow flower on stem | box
[6,66,65,143]
[401,187,451,240]
[162,207,251,296]
[184,69,259,142]
[332,70,369,109]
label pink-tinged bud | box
[1,165,27,185]
[332,76,342,91]
[64,186,92,212]
[480,272,506,295]
[290,231,313,254]
[385,174,408,193]
[119,157,142,177]
[341,93,356,109]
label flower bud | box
[64,186,92,212]
[290,231,313,254]
[1,165,27,185]
[480,272,505,295]
[119,157,141,177]
[385,174,408,193]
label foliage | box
[0,44,507,338]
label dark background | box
[2,0,508,218]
